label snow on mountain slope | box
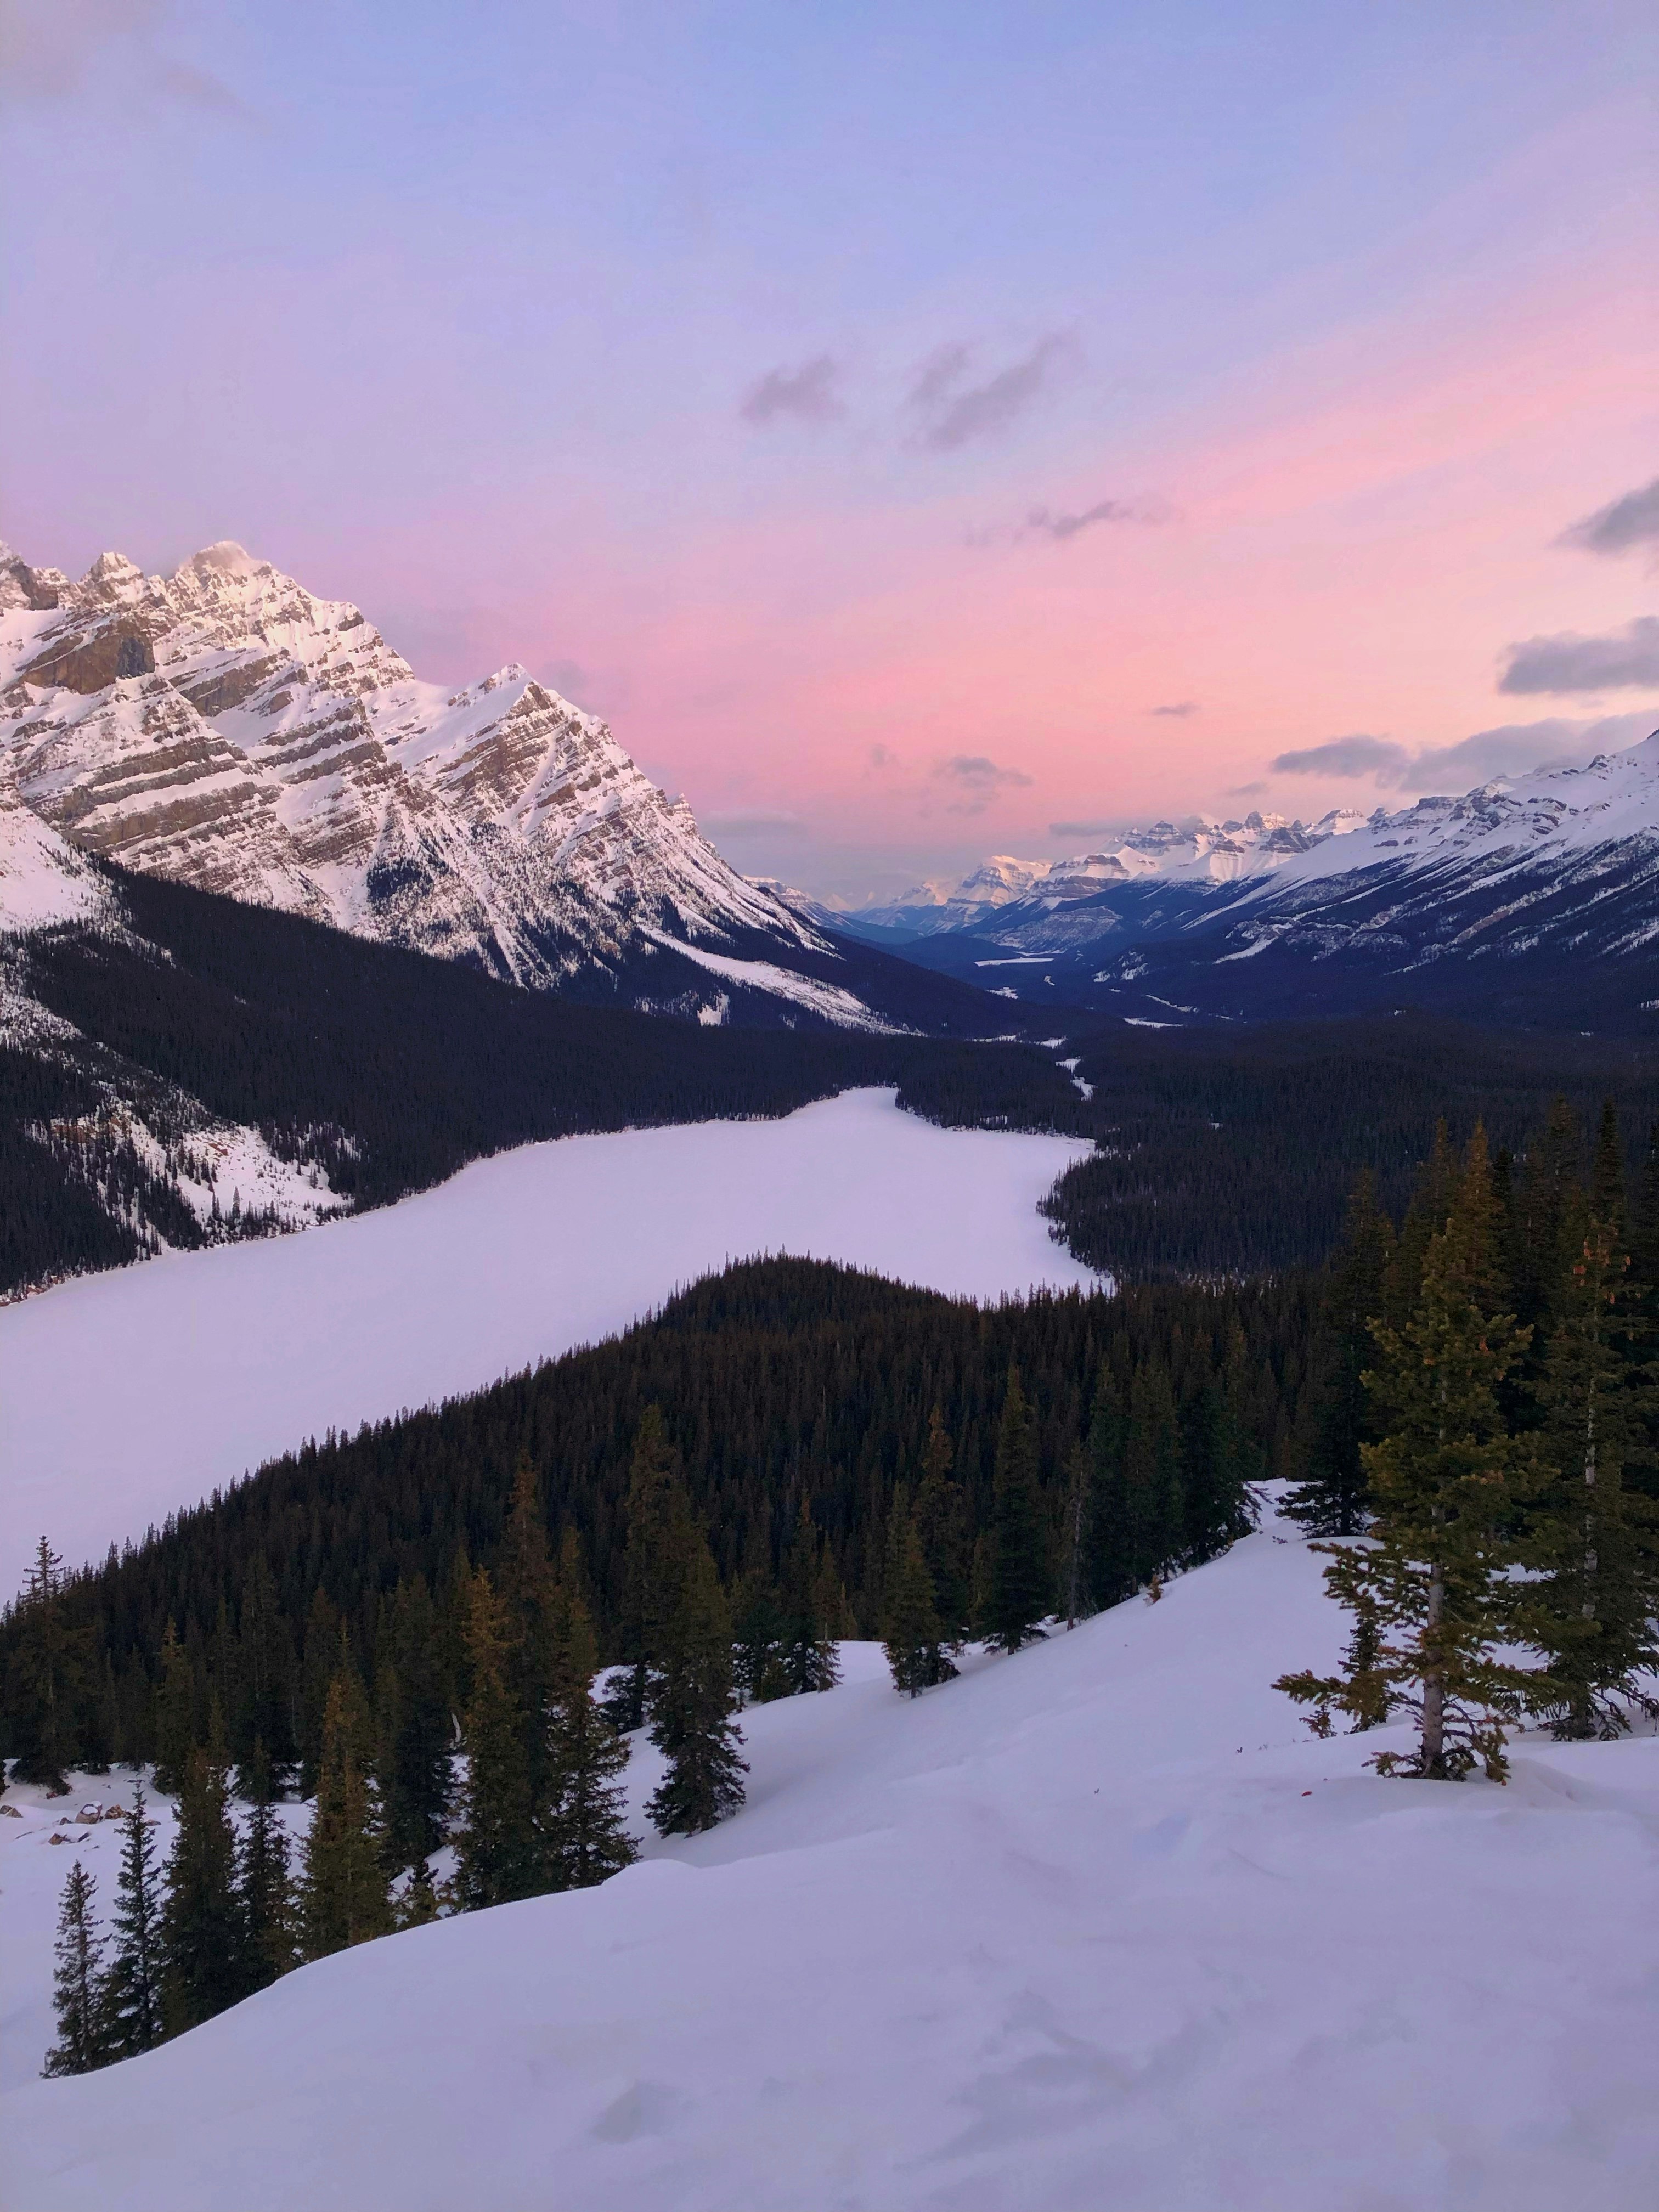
[0,799,347,1257]
[0,1090,1096,1598]
[8,1502,1659,2212]
[0,541,939,1029]
[856,811,1369,937]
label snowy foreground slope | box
[0,1091,1094,1598]
[8,1504,1659,2212]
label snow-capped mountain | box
[0,541,1001,1034]
[845,743,1659,1031]
[853,809,1369,938]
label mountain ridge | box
[0,541,1009,1037]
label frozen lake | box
[0,1090,1098,1597]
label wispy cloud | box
[909,335,1074,452]
[1499,616,1659,695]
[1271,712,1659,794]
[740,354,843,427]
[1150,701,1198,719]
[1049,819,1122,838]
[1272,734,1406,778]
[934,753,1033,815]
[1559,476,1659,560]
[0,0,251,112]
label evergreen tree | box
[778,1499,840,1693]
[912,1407,970,1643]
[1285,1172,1394,1534]
[230,1555,297,1792]
[1124,1360,1184,1589]
[882,1494,949,1695]
[496,1454,562,1836]
[543,1583,637,1887]
[150,1617,195,1796]
[646,1541,747,1836]
[454,1568,539,1909]
[1521,1202,1659,1736]
[397,1859,442,1928]
[102,1778,164,2058]
[300,1671,393,1959]
[730,1566,788,1707]
[1058,1443,1092,1630]
[613,1408,687,1731]
[984,1368,1050,1651]
[43,1861,112,2077]
[161,1740,246,2033]
[297,1587,343,1797]
[6,1538,89,1792]
[236,1741,297,1992]
[374,1574,452,1870]
[1277,1129,1539,1779]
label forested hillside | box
[1045,1015,1659,1278]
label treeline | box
[1280,1099,1659,1772]
[1,865,1085,1296]
[1045,1013,1659,1279]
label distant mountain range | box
[0,541,1007,1039]
[837,741,1659,1031]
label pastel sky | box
[4,1,1657,899]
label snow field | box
[0,1091,1097,1598]
[7,1505,1659,2211]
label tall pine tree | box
[454,1568,539,1908]
[103,1779,164,2058]
[1277,1128,1538,1779]
[161,1738,246,2033]
[1285,1172,1394,1534]
[984,1368,1050,1651]
[543,1577,637,1887]
[882,1493,949,1695]
[646,1541,747,1836]
[300,1670,393,1959]
[43,1861,112,2078]
[1521,1189,1659,1736]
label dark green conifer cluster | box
[1278,1101,1659,1776]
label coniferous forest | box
[14,1072,1659,2072]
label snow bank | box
[7,1508,1659,2210]
[0,1090,1096,1596]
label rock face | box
[0,540,853,1013]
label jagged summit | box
[0,540,981,1031]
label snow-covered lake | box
[0,1090,1097,1598]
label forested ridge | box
[1047,1014,1659,1278]
[2,1257,1299,1787]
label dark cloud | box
[1024,499,1134,542]
[910,336,1074,452]
[867,743,897,769]
[1151,701,1198,718]
[740,355,843,427]
[1272,735,1408,778]
[1559,477,1659,559]
[1499,616,1659,695]
[935,754,1033,815]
